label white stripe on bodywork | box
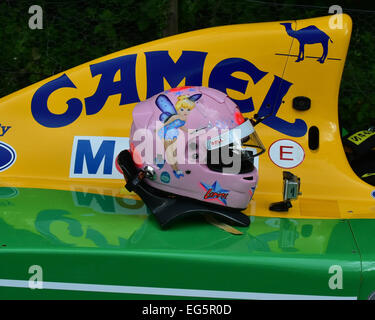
[0,279,357,300]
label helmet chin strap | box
[117,149,250,229]
[204,214,244,235]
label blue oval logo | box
[0,142,16,172]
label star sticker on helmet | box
[200,181,230,205]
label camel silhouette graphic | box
[280,23,333,63]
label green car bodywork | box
[0,187,373,300]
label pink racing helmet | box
[118,86,265,228]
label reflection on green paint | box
[245,217,339,254]
[72,190,145,214]
[35,210,84,246]
[0,187,147,248]
[0,187,350,255]
[0,187,18,198]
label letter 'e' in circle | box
[268,139,305,169]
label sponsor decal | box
[160,171,170,184]
[268,139,305,169]
[0,124,11,137]
[207,119,254,150]
[371,190,375,199]
[0,142,17,172]
[347,130,375,145]
[70,136,129,179]
[31,51,307,137]
[279,23,335,64]
[200,181,230,205]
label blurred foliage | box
[0,0,374,131]
[0,0,169,94]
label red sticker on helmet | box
[169,86,194,92]
[234,111,245,125]
[130,143,143,168]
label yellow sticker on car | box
[347,130,375,145]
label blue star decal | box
[200,181,230,205]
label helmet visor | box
[206,119,265,174]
